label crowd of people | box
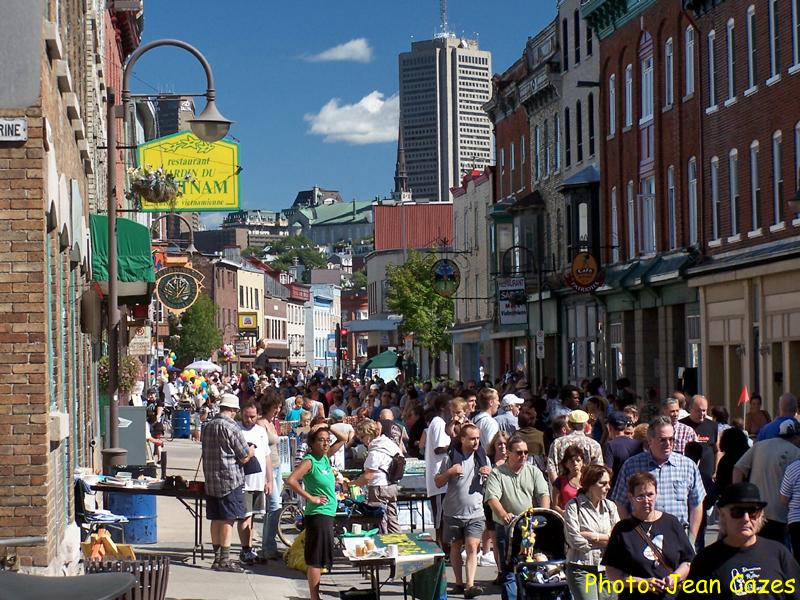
[194,366,800,600]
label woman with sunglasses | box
[286,425,338,600]
[564,465,619,600]
[601,472,694,599]
[679,482,800,599]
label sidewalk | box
[135,439,503,600]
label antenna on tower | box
[440,0,448,34]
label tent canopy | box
[363,349,401,370]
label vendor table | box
[341,532,445,600]
[91,483,205,564]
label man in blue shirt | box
[611,416,706,545]
[757,393,799,441]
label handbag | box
[243,455,262,475]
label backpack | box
[384,452,406,484]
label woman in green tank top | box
[286,425,337,600]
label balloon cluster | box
[164,351,177,369]
[220,344,237,363]
[179,369,210,405]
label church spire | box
[394,120,409,194]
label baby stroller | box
[506,508,570,600]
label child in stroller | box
[507,508,570,600]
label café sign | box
[565,252,604,293]
[137,131,240,212]
[0,118,27,142]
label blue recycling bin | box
[171,409,191,439]
[107,492,157,544]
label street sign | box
[498,278,527,326]
[235,340,251,355]
[536,341,545,360]
[0,118,27,142]
[128,325,151,355]
[536,329,545,342]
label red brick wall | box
[494,106,531,201]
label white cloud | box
[199,212,225,230]
[306,38,373,63]
[304,91,399,145]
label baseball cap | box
[501,393,525,407]
[369,384,379,391]
[779,419,800,437]
[608,411,633,430]
[329,408,346,422]
[568,409,590,424]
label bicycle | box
[276,486,304,548]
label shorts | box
[304,514,335,569]
[206,485,245,522]
[483,502,495,531]
[243,490,266,517]
[443,515,485,543]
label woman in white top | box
[352,418,402,534]
[563,464,620,600]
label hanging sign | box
[137,131,240,212]
[431,259,461,298]
[498,277,527,326]
[155,266,204,314]
[565,252,604,293]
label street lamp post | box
[102,39,232,473]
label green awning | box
[90,214,155,303]
[363,350,401,370]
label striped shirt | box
[780,459,800,524]
[610,450,706,526]
[672,421,698,455]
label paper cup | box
[364,538,375,551]
[387,544,399,558]
[352,523,362,535]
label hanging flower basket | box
[127,166,192,209]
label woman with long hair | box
[553,444,584,513]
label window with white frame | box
[773,131,783,223]
[624,64,633,127]
[686,26,696,95]
[511,142,516,173]
[611,186,619,262]
[565,107,572,167]
[554,112,561,171]
[667,165,676,249]
[688,157,698,245]
[729,149,739,235]
[769,0,780,78]
[640,176,656,254]
[534,126,541,180]
[576,100,584,162]
[795,122,800,193]
[708,30,717,107]
[543,123,550,174]
[665,38,674,106]
[727,19,735,100]
[641,55,654,122]
[521,135,526,167]
[608,74,617,135]
[747,6,756,89]
[711,156,720,239]
[627,180,636,257]
[588,93,595,156]
[750,141,760,230]
[794,0,800,66]
[500,147,505,174]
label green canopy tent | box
[360,349,402,382]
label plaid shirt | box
[672,421,698,455]
[201,413,249,497]
[546,430,603,481]
[610,450,706,526]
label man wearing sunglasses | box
[484,435,550,600]
[678,483,800,599]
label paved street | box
[137,439,503,600]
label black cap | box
[608,411,632,430]
[717,482,768,509]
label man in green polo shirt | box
[484,435,550,600]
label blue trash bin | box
[107,492,157,544]
[172,409,191,439]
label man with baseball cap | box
[679,483,800,599]
[495,393,524,435]
[201,393,255,572]
[603,411,641,488]
[546,409,603,482]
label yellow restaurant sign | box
[137,131,239,212]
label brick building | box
[685,0,800,411]
[584,0,701,396]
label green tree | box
[241,246,261,257]
[385,251,454,373]
[349,269,367,289]
[174,294,222,362]
[267,235,328,272]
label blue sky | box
[134,1,553,227]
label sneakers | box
[239,549,258,565]
[478,552,496,567]
[465,585,484,598]
[212,559,247,573]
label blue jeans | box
[495,522,516,600]
[262,466,282,553]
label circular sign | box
[566,252,604,293]
[155,267,202,313]
[431,259,461,298]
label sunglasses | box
[513,450,529,456]
[729,506,762,519]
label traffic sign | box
[536,330,545,342]
[536,342,545,359]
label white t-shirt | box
[330,423,354,471]
[162,381,178,408]
[364,435,402,487]
[239,423,270,492]
[473,411,500,450]
[424,415,450,496]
